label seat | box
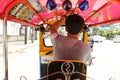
[47,60,87,80]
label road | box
[0,41,40,80]
[87,40,120,80]
[0,40,120,80]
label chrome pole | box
[3,17,8,80]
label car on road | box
[93,35,106,42]
[113,35,120,43]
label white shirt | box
[51,34,91,62]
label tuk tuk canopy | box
[0,0,120,27]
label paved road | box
[0,40,40,80]
[87,40,120,80]
[0,40,38,56]
[0,40,120,80]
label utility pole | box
[24,27,27,44]
[30,27,34,43]
[34,29,37,40]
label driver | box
[50,11,91,63]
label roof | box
[0,0,120,27]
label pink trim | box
[0,0,120,27]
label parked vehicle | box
[113,35,120,43]
[93,35,106,42]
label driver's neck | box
[67,33,78,39]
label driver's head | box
[65,14,85,34]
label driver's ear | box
[79,26,84,32]
[82,25,89,32]
[65,26,68,32]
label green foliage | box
[92,28,116,39]
[117,30,120,35]
[92,24,120,39]
[98,30,105,36]
[97,29,114,39]
[103,30,114,39]
[92,28,99,35]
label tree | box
[98,30,105,36]
[117,30,120,35]
[104,30,114,39]
[92,28,99,35]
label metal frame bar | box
[89,18,120,27]
[3,17,8,80]
[4,0,45,26]
[85,2,112,22]
[8,16,38,27]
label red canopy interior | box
[0,0,120,27]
